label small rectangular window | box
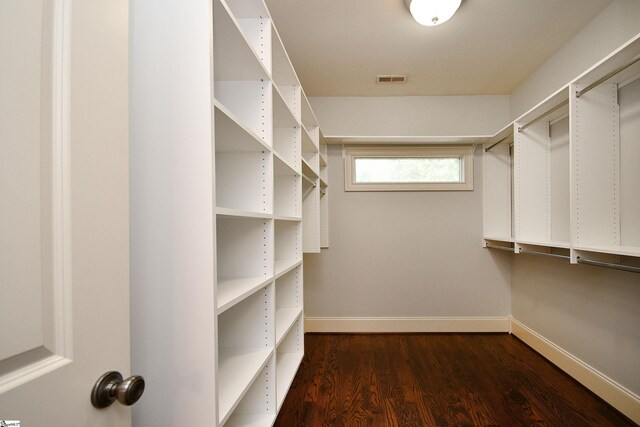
[344,146,474,191]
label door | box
[0,0,132,425]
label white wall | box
[310,95,509,138]
[303,145,512,322]
[304,85,511,327]
[512,256,640,394]
[510,0,640,119]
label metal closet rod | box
[302,173,316,188]
[485,244,514,252]
[577,257,640,274]
[519,248,570,260]
[576,55,640,98]
[484,134,512,153]
[518,99,569,133]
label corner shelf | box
[210,0,325,424]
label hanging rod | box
[577,257,640,274]
[518,99,569,133]
[576,55,640,98]
[302,173,316,188]
[485,244,514,252]
[519,248,570,260]
[484,134,512,152]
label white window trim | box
[344,145,474,192]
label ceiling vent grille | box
[376,75,407,83]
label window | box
[344,146,474,191]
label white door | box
[0,0,132,425]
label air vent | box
[376,74,408,83]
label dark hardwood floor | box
[275,333,636,427]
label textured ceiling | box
[264,0,612,97]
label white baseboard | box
[304,316,510,333]
[511,317,640,425]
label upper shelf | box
[213,0,270,81]
[329,135,492,145]
[223,0,269,20]
[273,86,299,129]
[574,34,640,88]
[271,26,300,89]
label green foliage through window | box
[354,157,461,183]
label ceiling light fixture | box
[406,0,462,26]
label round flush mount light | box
[407,0,462,26]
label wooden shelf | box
[217,216,274,281]
[213,0,270,82]
[517,240,571,250]
[274,152,299,177]
[223,0,269,19]
[275,307,303,346]
[271,27,300,88]
[216,207,272,220]
[217,276,273,314]
[274,259,302,279]
[483,133,512,241]
[275,259,301,278]
[484,236,514,243]
[319,152,327,167]
[573,244,640,258]
[224,414,276,427]
[276,351,304,411]
[214,101,271,153]
[276,316,304,411]
[273,85,299,129]
[301,158,319,180]
[301,91,319,146]
[218,347,273,425]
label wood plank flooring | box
[275,334,636,427]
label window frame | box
[344,145,474,192]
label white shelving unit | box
[483,123,514,249]
[301,93,322,253]
[319,133,330,248]
[570,42,640,264]
[276,315,304,411]
[514,88,570,253]
[212,0,327,424]
[130,0,326,424]
[275,219,302,277]
[275,265,303,344]
[218,286,275,425]
[484,34,640,272]
[274,155,301,220]
[215,103,273,214]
